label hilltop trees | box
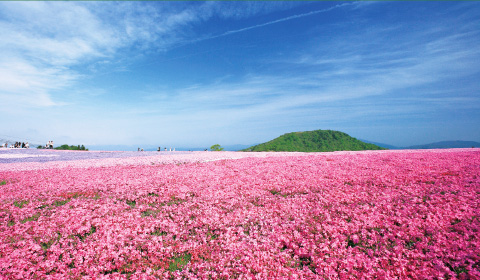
[210,144,224,151]
[54,144,88,151]
[243,129,385,152]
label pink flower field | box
[0,149,479,279]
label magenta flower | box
[0,148,479,278]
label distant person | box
[22,142,25,148]
[25,142,29,149]
[164,148,167,151]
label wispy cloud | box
[0,2,120,109]
[191,2,358,43]
[0,58,77,108]
[131,11,480,139]
[221,2,354,37]
[0,2,201,109]
[0,1,313,111]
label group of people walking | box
[1,141,29,149]
[45,140,54,149]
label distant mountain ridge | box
[361,140,480,150]
[405,141,480,149]
[243,130,385,152]
[359,139,399,150]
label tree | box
[210,144,224,151]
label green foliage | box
[210,144,224,151]
[0,180,6,186]
[243,129,386,152]
[41,233,61,250]
[53,199,70,207]
[54,144,88,151]
[168,253,191,271]
[13,200,29,208]
[207,230,219,240]
[126,200,136,207]
[141,210,156,217]
[166,196,185,206]
[77,225,96,242]
[151,229,168,236]
[21,213,41,224]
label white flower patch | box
[0,154,59,159]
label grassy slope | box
[243,130,386,152]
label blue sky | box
[1,1,479,149]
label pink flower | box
[0,148,479,278]
[351,234,360,244]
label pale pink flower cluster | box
[0,149,479,279]
[0,151,307,172]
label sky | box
[1,1,479,149]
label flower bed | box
[0,149,307,172]
[0,149,479,279]
[0,148,191,164]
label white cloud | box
[0,2,206,111]
[0,2,119,64]
[0,1,309,112]
[0,58,77,108]
[0,2,121,111]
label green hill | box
[243,130,386,152]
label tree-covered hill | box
[243,130,386,152]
